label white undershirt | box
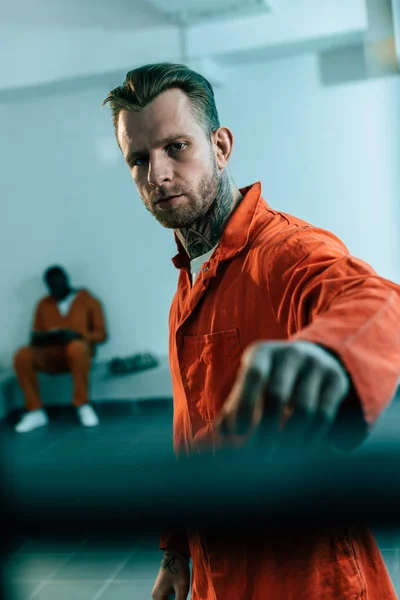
[190,244,219,286]
[57,291,78,316]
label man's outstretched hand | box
[216,341,350,451]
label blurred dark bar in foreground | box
[3,441,400,537]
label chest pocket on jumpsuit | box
[181,328,243,438]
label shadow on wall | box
[318,45,368,87]
[0,70,127,105]
[8,276,45,365]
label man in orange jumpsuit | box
[14,266,107,433]
[103,64,400,599]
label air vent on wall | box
[144,0,275,26]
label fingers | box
[174,585,190,600]
[152,584,189,600]
[218,341,351,454]
[277,361,324,451]
[279,362,350,452]
[217,345,273,436]
[305,368,350,447]
[254,347,301,451]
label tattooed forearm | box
[161,552,179,574]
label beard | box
[141,155,224,230]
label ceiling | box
[0,0,398,92]
[0,0,169,29]
[0,0,277,29]
[144,0,274,26]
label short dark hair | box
[102,63,221,139]
[44,266,67,285]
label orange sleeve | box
[159,529,190,559]
[85,295,107,345]
[267,227,400,444]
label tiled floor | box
[1,399,400,599]
[2,537,164,599]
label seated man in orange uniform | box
[13,266,107,433]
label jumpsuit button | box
[203,267,209,272]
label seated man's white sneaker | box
[77,405,99,427]
[15,409,49,433]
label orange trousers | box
[13,341,91,411]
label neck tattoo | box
[177,175,242,260]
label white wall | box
[0,86,178,368]
[1,52,399,369]
[217,53,400,282]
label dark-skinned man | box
[13,266,107,432]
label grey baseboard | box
[2,397,173,426]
